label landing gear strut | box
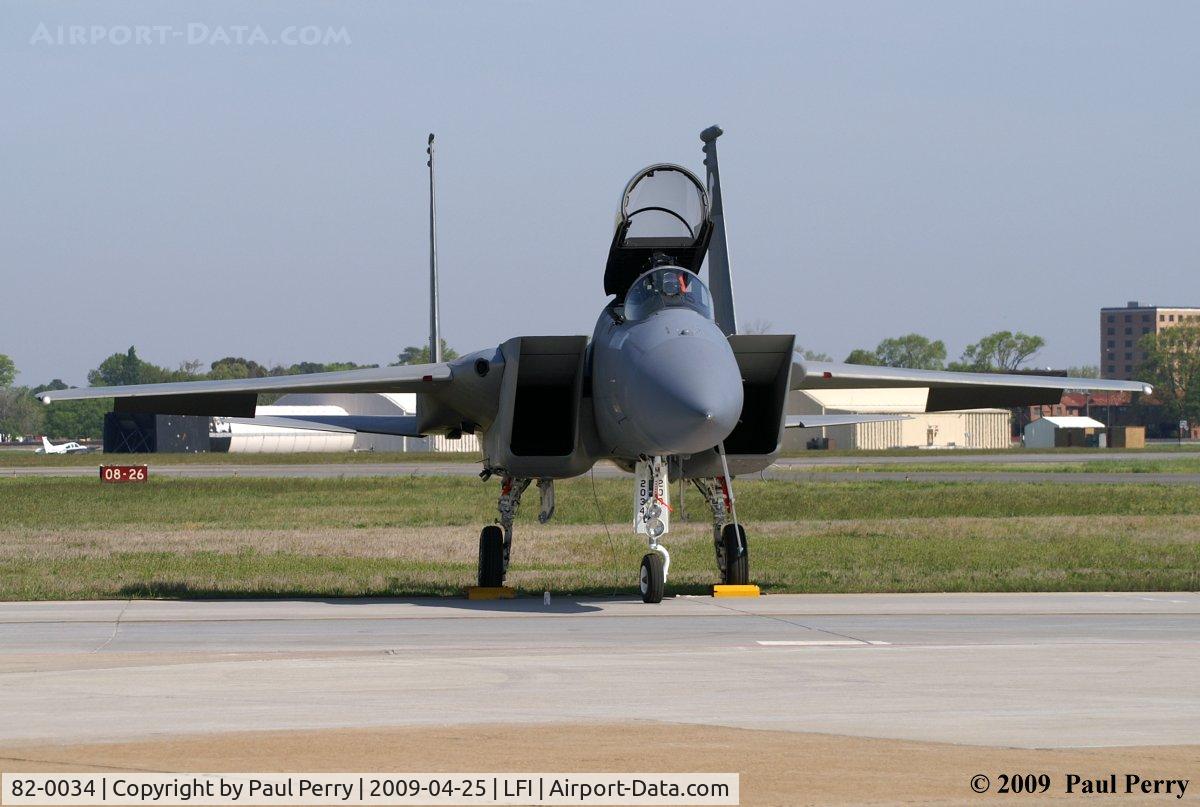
[695,476,749,585]
[479,476,530,587]
[478,476,554,588]
[635,457,671,603]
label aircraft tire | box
[640,552,665,604]
[478,525,505,587]
[721,523,749,585]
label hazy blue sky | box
[3,1,1198,385]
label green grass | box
[789,458,1200,474]
[2,476,1198,599]
[7,476,1200,529]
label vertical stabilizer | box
[701,125,737,336]
[42,436,53,452]
[427,133,443,363]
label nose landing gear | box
[635,457,671,603]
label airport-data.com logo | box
[30,22,352,47]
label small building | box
[1023,415,1106,448]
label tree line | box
[841,330,1051,372]
[0,341,459,441]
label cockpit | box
[604,164,713,298]
[623,267,714,322]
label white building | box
[213,405,355,453]
[784,388,1012,450]
[272,392,481,453]
[1023,415,1106,449]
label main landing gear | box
[478,475,555,588]
[695,476,749,586]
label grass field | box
[3,443,1199,468]
[789,458,1200,474]
[3,476,1198,599]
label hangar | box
[783,388,1012,450]
[211,405,356,453]
[265,392,479,453]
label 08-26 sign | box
[100,465,148,483]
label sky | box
[2,1,1199,386]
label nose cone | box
[627,333,744,455]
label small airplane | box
[36,436,93,455]
[38,127,1152,602]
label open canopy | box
[603,164,712,296]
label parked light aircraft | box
[36,436,92,455]
[39,127,1152,602]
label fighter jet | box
[38,127,1152,602]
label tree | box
[794,346,832,362]
[209,357,270,380]
[1138,324,1200,426]
[0,387,43,439]
[43,398,109,440]
[956,331,1045,372]
[874,333,946,370]
[393,341,459,366]
[842,334,944,368]
[1065,365,1100,379]
[27,379,106,439]
[87,346,201,386]
[845,348,882,365]
[32,379,69,395]
[0,354,14,387]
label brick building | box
[1101,301,1200,380]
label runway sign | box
[99,465,149,483]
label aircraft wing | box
[225,415,425,437]
[36,363,453,417]
[786,414,911,428]
[792,361,1152,412]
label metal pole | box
[427,133,442,364]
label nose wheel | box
[639,552,665,603]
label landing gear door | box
[634,456,669,536]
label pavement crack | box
[91,598,132,654]
[697,599,875,644]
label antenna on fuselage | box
[701,125,737,336]
[427,133,443,364]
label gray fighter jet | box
[39,127,1152,602]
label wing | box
[792,361,1152,411]
[786,414,911,428]
[225,415,424,437]
[37,363,452,417]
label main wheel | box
[721,523,749,585]
[478,525,505,587]
[640,552,665,604]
